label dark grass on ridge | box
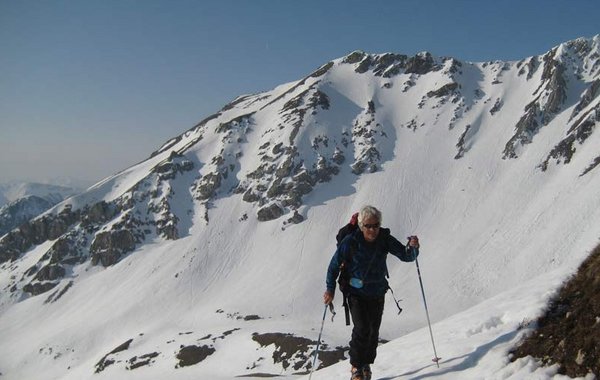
[510,241,600,377]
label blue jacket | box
[326,228,417,298]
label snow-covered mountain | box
[0,35,599,380]
[0,182,81,207]
[0,183,82,238]
[0,196,56,237]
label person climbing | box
[323,205,420,380]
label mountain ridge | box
[0,34,599,379]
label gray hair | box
[358,205,382,227]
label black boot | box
[362,365,372,380]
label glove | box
[407,235,420,248]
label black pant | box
[348,294,385,368]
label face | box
[360,215,380,242]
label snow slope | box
[0,35,599,380]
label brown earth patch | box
[510,242,600,377]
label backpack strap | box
[339,236,358,326]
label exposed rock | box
[373,53,407,77]
[287,211,304,224]
[343,51,367,65]
[351,147,380,175]
[332,149,345,165]
[44,280,74,304]
[540,103,599,171]
[257,203,284,222]
[216,114,252,134]
[243,189,261,203]
[153,153,194,180]
[427,82,459,98]
[580,155,600,176]
[82,201,116,227]
[34,264,65,282]
[252,332,347,372]
[313,157,339,182]
[503,101,540,159]
[518,57,539,80]
[542,59,567,124]
[569,79,600,122]
[194,172,222,201]
[405,52,435,75]
[266,180,286,199]
[0,206,81,264]
[156,217,179,240]
[309,61,334,78]
[127,352,159,370]
[490,98,503,115]
[22,281,58,296]
[455,124,472,159]
[275,155,295,178]
[46,236,82,265]
[309,90,330,111]
[355,55,374,74]
[90,230,136,267]
[176,345,215,368]
[95,339,134,373]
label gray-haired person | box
[324,205,420,380]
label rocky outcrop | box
[581,156,600,176]
[343,51,437,77]
[455,124,472,159]
[95,339,134,373]
[504,51,570,159]
[176,345,215,368]
[503,101,541,159]
[90,230,136,267]
[540,103,599,171]
[540,57,567,125]
[427,82,459,98]
[194,172,222,201]
[517,56,539,80]
[0,205,80,263]
[257,203,284,222]
[405,52,436,75]
[22,281,58,296]
[153,152,194,181]
[350,101,385,174]
[252,332,347,372]
[569,79,600,122]
[309,61,334,78]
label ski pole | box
[410,244,441,367]
[309,303,334,380]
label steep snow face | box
[0,35,599,379]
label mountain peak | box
[1,35,600,380]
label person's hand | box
[408,235,420,248]
[323,290,334,305]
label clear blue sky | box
[1,0,598,186]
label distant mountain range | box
[0,183,81,237]
[0,35,599,379]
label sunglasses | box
[363,223,380,230]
